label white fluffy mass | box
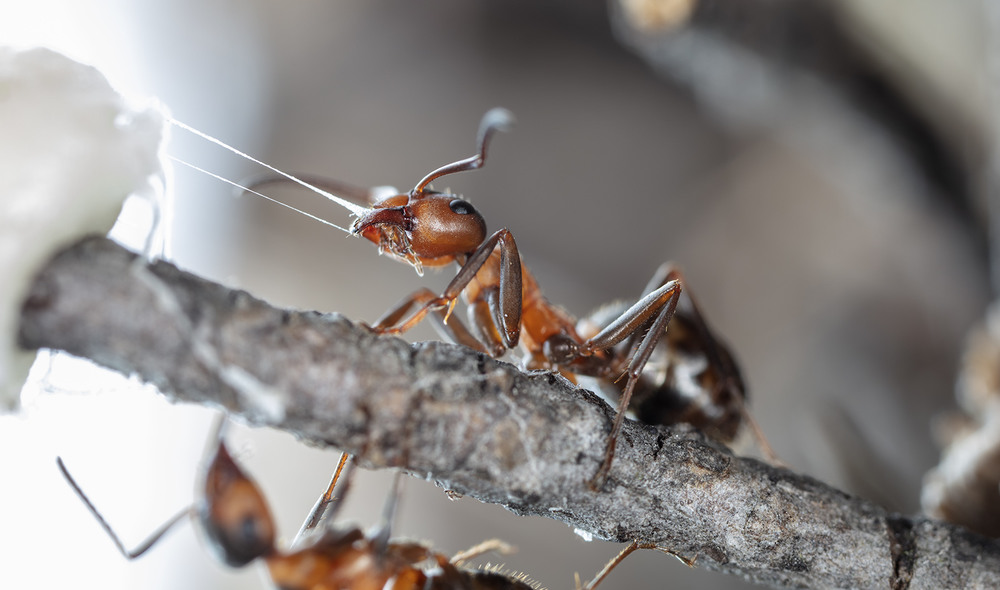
[0,47,165,411]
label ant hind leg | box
[582,279,683,490]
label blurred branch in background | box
[919,0,1000,540]
[17,236,1000,589]
[923,304,1000,538]
[612,0,986,229]
[611,0,1000,539]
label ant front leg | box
[577,272,684,490]
[372,288,493,355]
[371,228,522,352]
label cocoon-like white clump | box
[0,47,165,411]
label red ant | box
[249,108,773,490]
[58,418,556,589]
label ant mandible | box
[58,418,552,589]
[252,108,772,490]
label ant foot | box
[587,464,611,492]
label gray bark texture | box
[17,237,1000,589]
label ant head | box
[351,108,511,273]
[352,191,487,270]
[199,441,276,567]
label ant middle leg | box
[371,287,492,354]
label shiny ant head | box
[352,192,488,269]
[351,108,512,272]
[200,441,276,567]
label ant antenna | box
[167,117,368,218]
[169,156,354,235]
[370,470,405,556]
[241,172,377,207]
[56,457,194,559]
[291,452,352,547]
[410,107,514,197]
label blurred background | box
[1,1,995,588]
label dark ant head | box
[351,108,512,272]
[199,441,276,567]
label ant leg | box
[577,541,696,590]
[645,265,739,378]
[577,541,644,590]
[291,452,352,548]
[56,457,194,559]
[467,296,506,357]
[374,228,522,350]
[450,539,516,565]
[373,288,491,354]
[371,471,405,555]
[580,279,682,490]
[579,279,682,357]
[411,108,514,196]
[637,262,680,299]
[740,403,783,465]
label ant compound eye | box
[409,196,487,258]
[449,199,477,216]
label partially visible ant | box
[57,418,555,589]
[247,108,775,490]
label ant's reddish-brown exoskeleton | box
[247,108,774,490]
[58,418,564,589]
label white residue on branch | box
[0,46,165,410]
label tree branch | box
[17,237,1000,589]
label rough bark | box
[17,237,1000,589]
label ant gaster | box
[57,419,550,590]
[252,108,773,490]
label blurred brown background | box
[3,1,994,588]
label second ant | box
[59,417,659,589]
